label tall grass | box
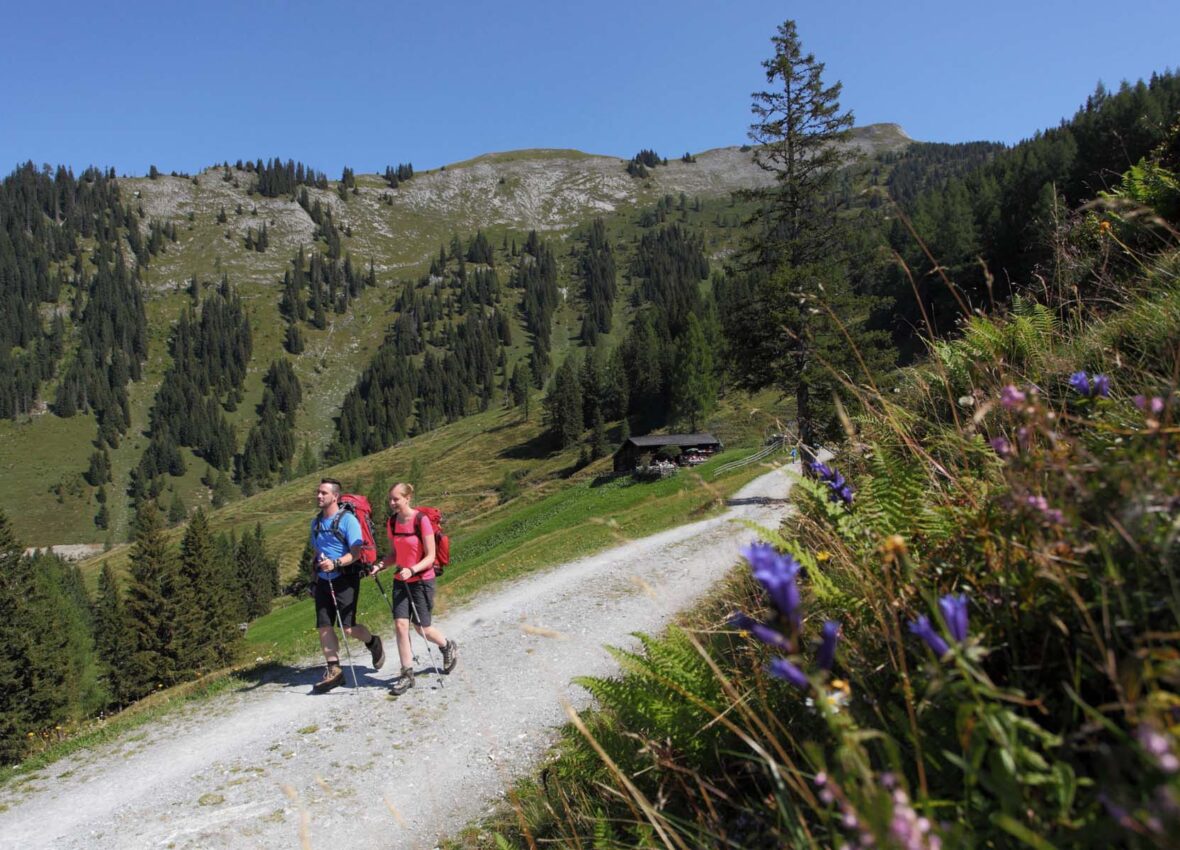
[468,159,1180,847]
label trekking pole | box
[326,577,359,691]
[406,591,445,687]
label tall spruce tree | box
[0,511,37,762]
[724,19,893,450]
[93,563,134,707]
[124,503,178,698]
[236,524,279,620]
[669,313,718,432]
[545,355,584,449]
[174,509,226,674]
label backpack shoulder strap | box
[328,509,349,547]
[391,511,424,537]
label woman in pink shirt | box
[374,482,457,694]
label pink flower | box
[1000,385,1027,410]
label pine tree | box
[545,355,584,449]
[175,509,237,672]
[168,491,187,526]
[669,313,718,432]
[123,503,178,698]
[590,406,609,460]
[0,511,37,762]
[93,563,134,707]
[723,19,894,449]
[236,524,278,620]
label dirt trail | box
[0,462,802,849]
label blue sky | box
[1,0,1176,177]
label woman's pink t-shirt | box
[389,511,435,582]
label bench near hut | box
[613,433,724,475]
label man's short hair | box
[320,477,342,497]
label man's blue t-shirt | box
[310,510,362,581]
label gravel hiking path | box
[0,462,804,850]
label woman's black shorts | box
[392,579,435,626]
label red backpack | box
[326,494,379,571]
[388,506,450,576]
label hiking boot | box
[441,639,459,674]
[312,663,344,694]
[389,666,415,696]
[367,635,386,671]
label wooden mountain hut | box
[612,433,723,473]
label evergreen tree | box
[723,19,893,449]
[590,407,609,460]
[624,312,665,427]
[85,449,111,486]
[236,524,279,620]
[123,503,178,698]
[168,491,187,526]
[0,511,37,762]
[176,509,237,672]
[510,361,532,420]
[285,322,304,354]
[93,563,134,707]
[669,313,718,431]
[545,355,584,449]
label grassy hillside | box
[0,127,909,547]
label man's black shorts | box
[393,579,435,626]
[315,574,361,628]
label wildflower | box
[817,620,840,671]
[888,785,942,850]
[742,542,802,628]
[937,594,969,644]
[988,436,1012,458]
[811,462,855,506]
[1133,394,1165,415]
[1025,494,1065,525]
[1069,370,1110,399]
[809,461,834,479]
[1137,726,1180,774]
[729,611,791,651]
[883,534,908,558]
[768,657,809,691]
[1000,384,1027,410]
[908,615,950,658]
[815,550,831,563]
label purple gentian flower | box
[989,437,1012,458]
[729,611,791,651]
[937,594,969,644]
[817,620,840,671]
[768,657,809,691]
[810,461,834,479]
[812,464,855,507]
[742,542,802,628]
[908,616,950,658]
[1068,371,1091,396]
[1000,385,1027,410]
[1092,374,1110,398]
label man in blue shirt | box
[310,477,385,692]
